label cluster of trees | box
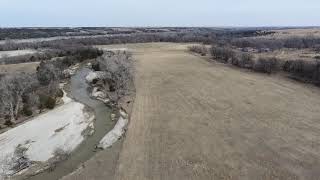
[231,36,320,50]
[208,46,320,84]
[209,46,279,74]
[214,29,275,39]
[0,46,103,65]
[0,70,60,127]
[0,28,100,40]
[0,27,193,41]
[210,46,235,63]
[0,46,104,128]
[253,57,279,74]
[188,45,207,56]
[2,28,319,53]
[91,51,134,103]
[283,59,320,84]
[0,32,217,51]
[0,73,38,124]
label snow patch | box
[0,49,37,58]
[63,64,80,78]
[97,112,128,149]
[85,71,106,83]
[91,87,106,99]
[61,89,72,104]
[0,91,94,177]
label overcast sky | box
[0,0,320,27]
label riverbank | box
[61,50,136,180]
[4,51,135,180]
[0,85,95,179]
[14,67,113,180]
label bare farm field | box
[94,43,320,180]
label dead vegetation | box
[207,45,320,84]
[87,51,134,105]
[188,45,207,56]
[0,143,32,177]
[97,51,134,102]
[10,144,32,174]
[283,59,320,84]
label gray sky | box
[1,0,320,27]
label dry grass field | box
[0,62,39,74]
[95,43,320,180]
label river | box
[28,68,115,180]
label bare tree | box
[97,51,134,101]
[0,73,38,123]
[188,45,207,56]
[36,61,61,85]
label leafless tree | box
[188,45,207,56]
[36,61,61,85]
[0,73,38,123]
[97,51,134,101]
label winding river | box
[28,68,115,180]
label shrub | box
[39,94,56,110]
[38,94,48,110]
[210,46,235,63]
[283,59,320,84]
[237,53,254,68]
[37,61,61,85]
[230,56,240,66]
[188,45,207,56]
[92,61,100,71]
[4,120,13,126]
[253,57,279,74]
[22,104,33,116]
[55,89,64,98]
[46,97,56,109]
[61,56,77,67]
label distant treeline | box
[0,28,93,40]
[231,36,320,50]
[0,32,214,51]
[2,29,319,52]
[1,45,103,65]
